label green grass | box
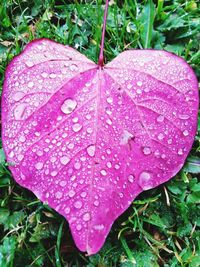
[0,0,200,266]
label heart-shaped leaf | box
[2,38,198,254]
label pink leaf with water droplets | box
[2,38,198,254]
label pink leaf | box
[2,39,198,255]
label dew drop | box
[25,61,34,67]
[158,133,164,140]
[178,148,184,155]
[41,72,48,78]
[55,191,63,199]
[28,81,34,88]
[144,87,150,93]
[69,64,78,71]
[80,156,86,161]
[49,73,57,78]
[72,123,82,132]
[68,190,75,198]
[17,154,24,161]
[65,207,70,214]
[154,150,160,157]
[62,133,67,138]
[106,148,111,155]
[138,171,152,190]
[50,171,58,177]
[35,162,43,170]
[32,121,37,126]
[74,162,81,170]
[114,164,120,170]
[137,81,143,87]
[106,162,112,168]
[120,130,134,145]
[106,118,112,125]
[76,224,82,231]
[127,84,132,89]
[67,143,74,150]
[74,200,82,209]
[35,132,40,137]
[13,92,25,101]
[86,127,93,134]
[61,99,77,114]
[94,200,99,207]
[14,104,26,120]
[85,82,91,87]
[106,97,113,104]
[94,224,104,231]
[9,151,14,158]
[60,156,70,165]
[157,115,164,123]
[19,135,26,143]
[128,174,135,183]
[83,212,91,222]
[119,192,124,198]
[72,117,78,123]
[60,180,67,187]
[178,114,190,120]
[100,169,107,176]
[50,156,57,163]
[105,108,112,115]
[45,169,49,175]
[183,130,189,136]
[81,192,87,198]
[142,147,151,155]
[168,139,172,144]
[87,145,95,157]
[86,114,92,120]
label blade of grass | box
[140,0,155,48]
[119,236,136,264]
[55,220,64,267]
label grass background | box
[0,0,200,266]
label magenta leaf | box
[2,38,198,254]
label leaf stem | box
[98,0,109,67]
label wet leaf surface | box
[2,38,198,254]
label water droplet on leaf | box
[65,207,70,214]
[68,190,75,198]
[35,162,43,170]
[28,81,34,88]
[55,191,63,199]
[60,156,70,165]
[100,169,107,176]
[74,201,82,209]
[61,99,77,114]
[72,123,82,132]
[178,148,184,155]
[87,145,95,157]
[157,115,164,123]
[138,171,153,190]
[14,104,26,120]
[137,81,143,86]
[183,130,189,136]
[178,114,190,120]
[158,133,164,140]
[128,174,135,183]
[83,212,91,222]
[142,147,151,155]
